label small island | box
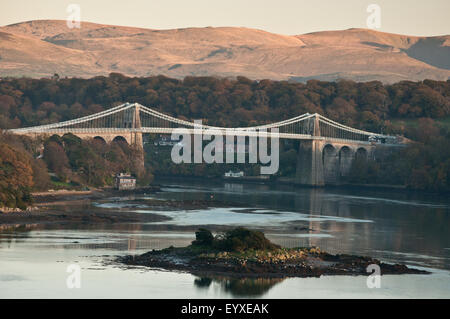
[119,228,429,278]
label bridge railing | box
[7,102,396,143]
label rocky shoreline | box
[31,185,161,204]
[118,228,430,279]
[0,186,244,227]
[119,246,429,279]
[0,186,163,226]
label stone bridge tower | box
[131,104,145,178]
[295,114,325,186]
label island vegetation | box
[0,74,449,208]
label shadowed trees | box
[41,133,151,188]
[0,130,153,209]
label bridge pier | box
[293,114,375,186]
[131,132,145,178]
[295,140,325,186]
[295,115,324,186]
[338,146,354,179]
[295,141,375,186]
[322,144,339,184]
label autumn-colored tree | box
[43,140,71,181]
[0,142,34,208]
[31,159,51,191]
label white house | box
[224,170,244,178]
[114,173,136,190]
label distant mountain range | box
[0,20,449,83]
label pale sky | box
[0,0,449,36]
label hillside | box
[0,20,449,82]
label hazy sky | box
[1,0,449,36]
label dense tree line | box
[0,74,448,133]
[347,118,450,192]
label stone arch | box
[92,136,107,144]
[355,147,368,161]
[338,146,353,178]
[322,144,338,184]
[112,136,129,144]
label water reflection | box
[155,178,450,270]
[1,177,450,298]
[194,276,284,297]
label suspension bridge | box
[8,102,401,186]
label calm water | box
[1,178,449,298]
